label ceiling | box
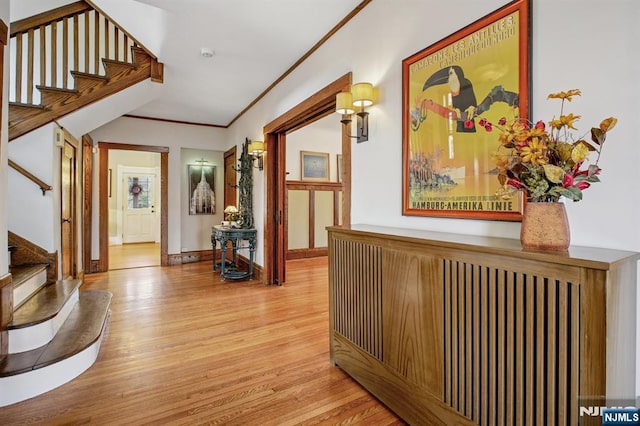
[11,0,364,127]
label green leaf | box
[573,139,596,151]
[591,127,605,145]
[542,164,565,183]
[558,186,583,201]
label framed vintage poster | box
[337,154,343,183]
[188,164,216,215]
[301,151,329,182]
[402,0,530,221]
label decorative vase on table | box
[520,202,570,251]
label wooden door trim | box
[97,142,169,271]
[82,134,93,273]
[223,146,238,208]
[263,72,352,284]
[61,129,81,278]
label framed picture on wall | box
[188,164,216,214]
[301,151,329,182]
[337,154,343,183]
[402,0,530,221]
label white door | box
[122,173,156,243]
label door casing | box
[263,73,352,285]
[61,130,81,279]
[97,142,169,272]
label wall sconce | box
[336,82,376,143]
[248,140,264,171]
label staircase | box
[0,264,111,407]
[8,0,163,141]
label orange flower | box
[548,89,581,101]
[493,154,510,173]
[550,113,581,130]
[520,138,547,165]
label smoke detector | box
[200,48,215,58]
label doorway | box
[264,73,352,285]
[107,163,161,270]
[224,146,238,208]
[285,115,343,260]
[98,143,169,272]
[61,130,81,278]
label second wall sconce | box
[336,82,376,143]
[248,140,265,171]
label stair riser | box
[9,105,46,122]
[0,329,105,407]
[39,91,78,109]
[73,76,108,92]
[9,289,79,354]
[103,62,137,78]
[13,270,47,309]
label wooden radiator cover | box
[328,225,639,426]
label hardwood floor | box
[0,257,405,425]
[109,242,161,270]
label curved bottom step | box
[0,290,112,407]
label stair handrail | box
[8,159,53,196]
[9,0,158,105]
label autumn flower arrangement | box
[478,89,617,203]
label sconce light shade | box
[351,82,374,108]
[248,141,264,155]
[247,139,265,171]
[335,92,355,115]
[336,82,377,143]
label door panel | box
[61,141,76,279]
[122,173,156,243]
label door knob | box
[62,218,71,223]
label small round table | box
[211,225,257,280]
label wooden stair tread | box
[34,86,79,95]
[101,58,137,68]
[0,290,112,377]
[9,264,48,289]
[8,102,47,110]
[70,70,108,81]
[9,279,82,329]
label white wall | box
[9,0,73,21]
[7,124,58,252]
[1,2,9,275]
[89,117,228,257]
[286,114,342,183]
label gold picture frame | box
[301,151,329,182]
